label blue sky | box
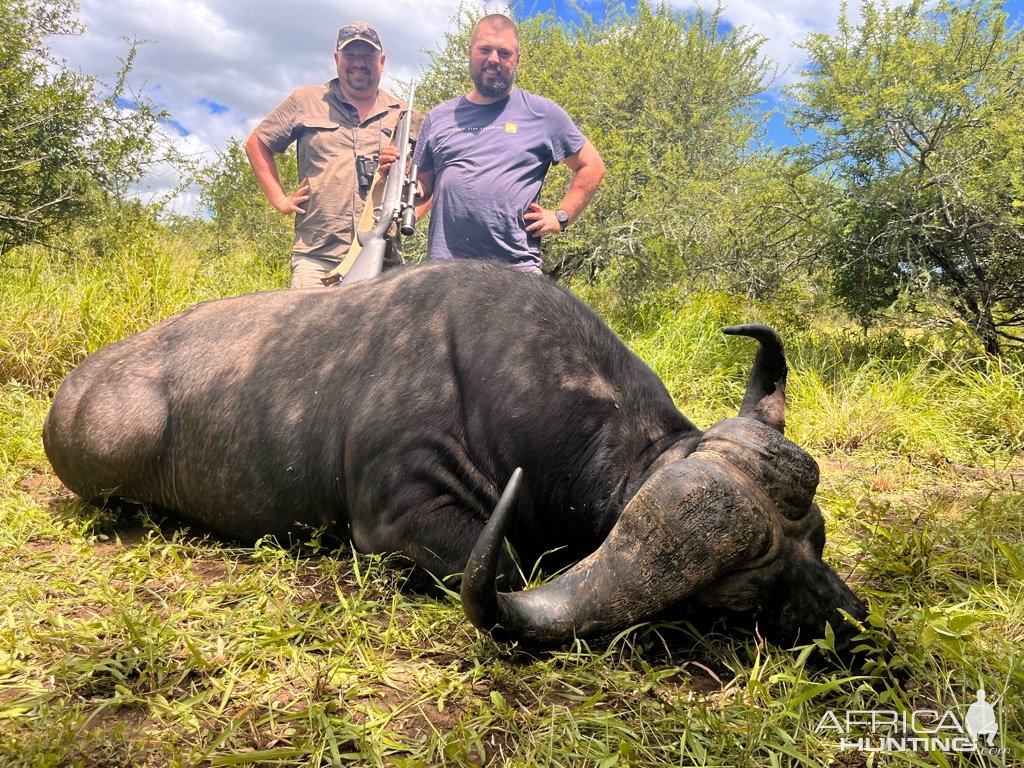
[47,0,1024,212]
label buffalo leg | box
[355,496,521,593]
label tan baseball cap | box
[337,22,383,52]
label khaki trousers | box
[290,252,339,289]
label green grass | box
[1,226,1022,765]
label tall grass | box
[1,227,1021,765]
[0,220,286,393]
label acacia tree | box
[0,0,171,256]
[786,0,1024,355]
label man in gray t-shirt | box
[413,13,604,272]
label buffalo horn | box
[724,324,787,434]
[460,460,773,646]
[460,467,523,633]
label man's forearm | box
[414,172,434,220]
[559,168,602,221]
[246,133,309,215]
[245,133,286,206]
[558,141,605,224]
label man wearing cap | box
[246,22,418,288]
[413,13,604,273]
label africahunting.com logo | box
[813,688,1007,754]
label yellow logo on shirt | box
[504,122,518,134]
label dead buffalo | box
[43,262,867,657]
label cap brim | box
[337,35,382,51]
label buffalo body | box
[44,262,866,655]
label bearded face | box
[468,25,519,100]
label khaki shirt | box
[254,80,420,260]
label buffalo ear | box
[724,324,786,434]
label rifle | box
[322,80,419,287]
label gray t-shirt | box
[413,90,586,271]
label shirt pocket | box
[301,118,339,132]
[355,123,391,157]
[300,119,351,170]
[299,118,342,145]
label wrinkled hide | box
[44,262,866,660]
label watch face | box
[556,210,569,226]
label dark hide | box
[45,264,692,576]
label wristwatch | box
[555,209,570,231]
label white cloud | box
[675,1,848,82]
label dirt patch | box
[19,470,60,495]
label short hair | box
[470,13,520,52]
